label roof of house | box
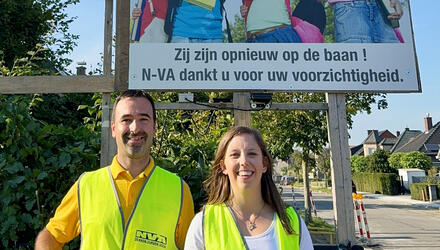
[379,138,398,151]
[425,144,440,152]
[390,128,423,153]
[350,144,363,156]
[381,138,398,145]
[379,130,396,139]
[363,130,382,144]
[393,122,440,153]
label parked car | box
[281,176,295,185]
[272,175,282,184]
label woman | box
[185,126,313,249]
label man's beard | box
[122,131,148,155]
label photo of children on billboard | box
[129,0,410,44]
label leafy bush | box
[427,167,438,177]
[350,155,369,173]
[352,173,399,195]
[0,95,100,248]
[367,149,395,173]
[409,183,440,200]
[410,183,428,200]
[388,152,404,170]
[152,108,233,211]
[400,151,432,172]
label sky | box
[65,1,439,145]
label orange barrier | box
[353,199,364,237]
[359,200,370,239]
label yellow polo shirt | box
[46,156,194,249]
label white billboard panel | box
[128,0,420,92]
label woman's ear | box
[262,157,269,173]
[220,160,228,175]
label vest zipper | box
[225,203,250,250]
[120,165,157,250]
[107,167,126,233]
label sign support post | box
[100,0,117,166]
[233,92,251,127]
[326,93,355,245]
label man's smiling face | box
[111,97,156,160]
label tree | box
[281,166,289,176]
[367,149,395,173]
[388,152,405,170]
[0,0,79,70]
[149,92,234,210]
[225,15,246,43]
[350,155,369,173]
[400,151,432,172]
[0,1,93,246]
[289,150,304,181]
[0,52,100,248]
[315,148,331,180]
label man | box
[35,90,194,249]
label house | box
[359,129,397,156]
[392,116,440,167]
[350,144,363,156]
[390,128,423,152]
[350,115,440,167]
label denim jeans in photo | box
[246,26,302,43]
[333,0,399,43]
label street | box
[280,185,440,249]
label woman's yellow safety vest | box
[203,203,301,250]
[78,166,182,250]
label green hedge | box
[410,183,440,200]
[352,173,399,195]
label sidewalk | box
[360,192,440,209]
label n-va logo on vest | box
[135,230,168,248]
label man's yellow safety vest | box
[203,203,301,250]
[78,165,182,250]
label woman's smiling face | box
[221,133,268,191]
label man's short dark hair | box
[111,90,156,122]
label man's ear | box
[111,120,116,139]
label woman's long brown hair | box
[204,126,294,234]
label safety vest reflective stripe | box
[78,166,182,250]
[203,203,300,250]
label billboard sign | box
[127,0,420,92]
